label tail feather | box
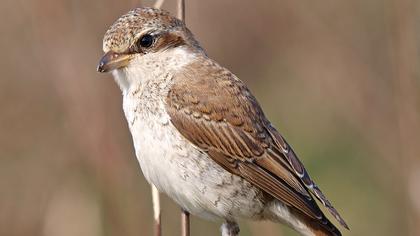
[266,201,342,236]
[310,184,349,230]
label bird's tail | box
[265,200,341,236]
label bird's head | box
[97,7,202,73]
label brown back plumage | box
[165,54,348,236]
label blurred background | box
[1,0,419,235]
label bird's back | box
[166,53,345,236]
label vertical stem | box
[178,0,188,234]
[152,185,161,236]
[177,0,185,22]
[151,3,164,235]
[181,209,190,236]
[152,2,186,236]
[154,0,165,9]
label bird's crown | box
[103,7,187,53]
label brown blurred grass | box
[0,0,419,235]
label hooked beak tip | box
[97,61,106,73]
[97,51,132,73]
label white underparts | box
[266,201,314,236]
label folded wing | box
[165,57,348,232]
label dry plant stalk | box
[154,0,165,9]
[176,1,189,235]
[152,184,161,236]
[152,1,188,236]
[181,210,190,236]
[151,3,165,236]
[177,0,185,22]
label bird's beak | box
[97,51,133,73]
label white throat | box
[111,46,197,94]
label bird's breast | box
[121,84,267,220]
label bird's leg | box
[151,184,161,236]
[181,209,190,236]
[221,221,240,236]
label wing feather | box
[165,57,348,231]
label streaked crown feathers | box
[103,8,185,53]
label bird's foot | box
[221,221,240,236]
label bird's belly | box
[128,112,267,220]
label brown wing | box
[165,57,348,231]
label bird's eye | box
[138,34,154,48]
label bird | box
[97,7,349,236]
